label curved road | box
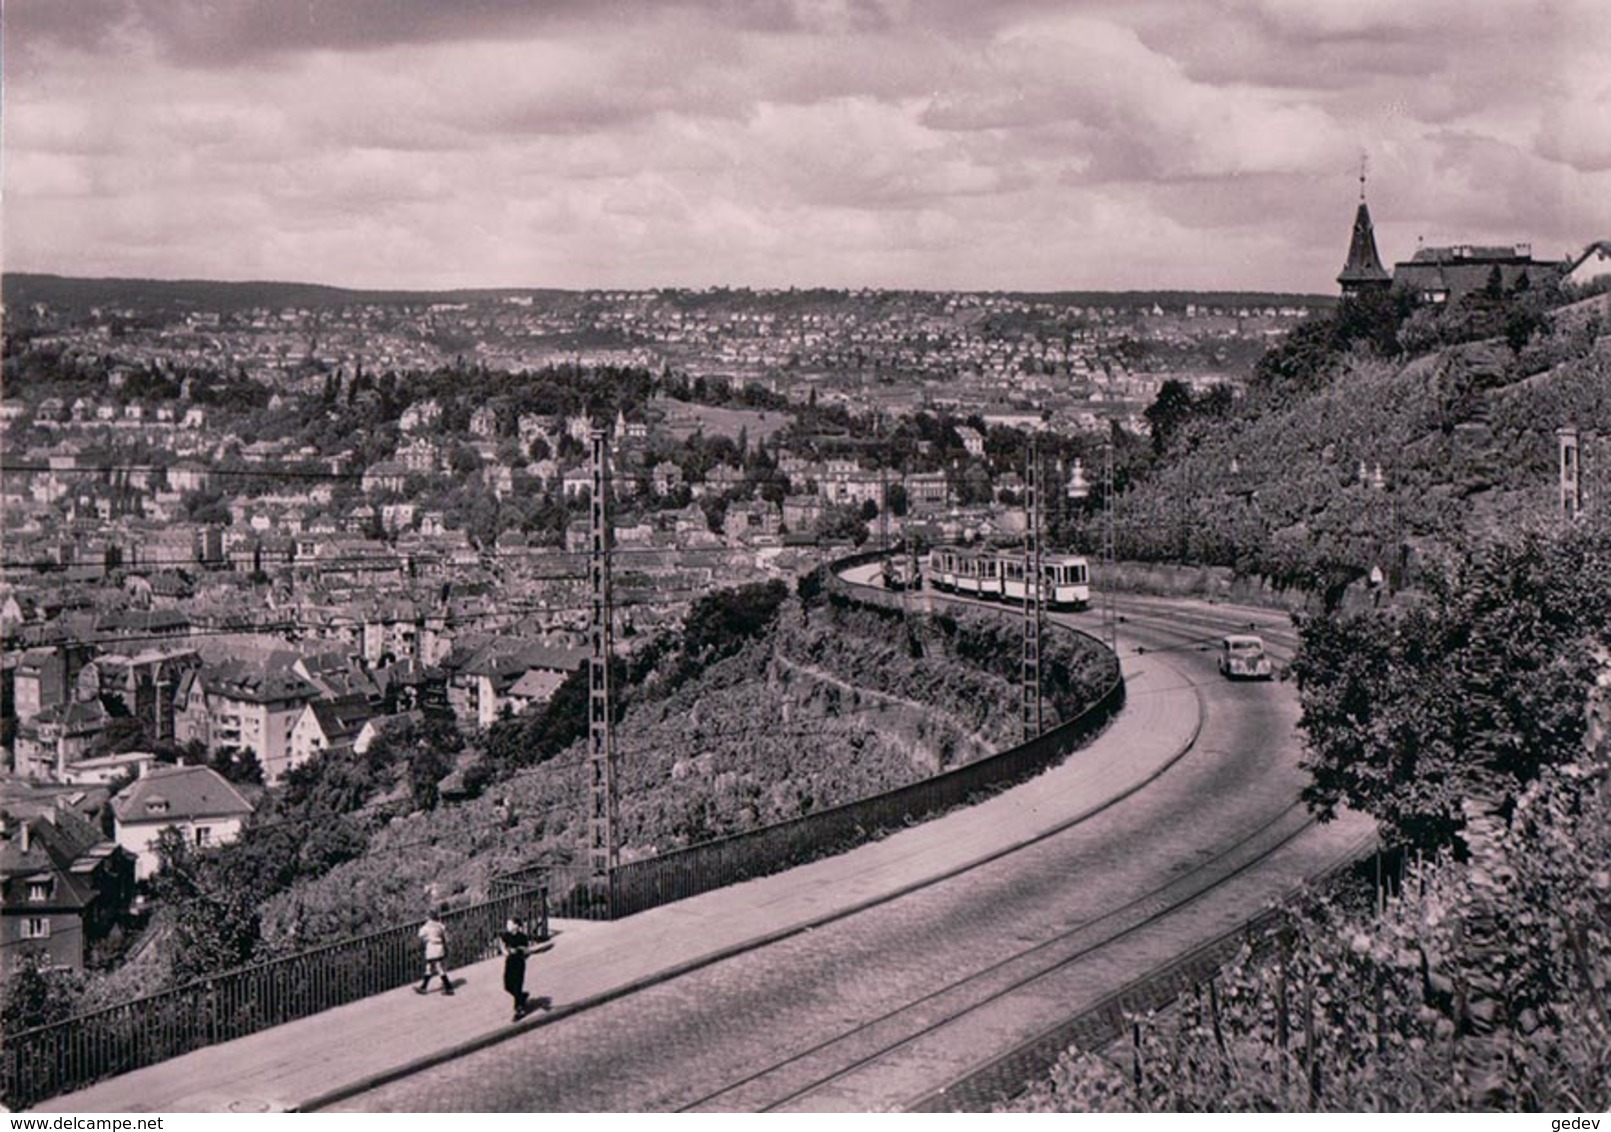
[327,584,1372,1111]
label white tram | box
[1040,554,1092,610]
[924,546,1091,611]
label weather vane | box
[1359,152,1369,200]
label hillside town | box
[6,0,1611,1112]
[12,282,1321,406]
[0,281,1333,968]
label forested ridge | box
[1072,285,1608,605]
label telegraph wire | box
[2,591,727,651]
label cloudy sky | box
[4,0,1608,293]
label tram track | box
[907,824,1381,1112]
[676,797,1318,1111]
[865,567,1301,655]
[1100,597,1299,645]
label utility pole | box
[905,471,919,601]
[1102,438,1118,656]
[1022,435,1043,740]
[879,458,890,554]
[588,426,619,882]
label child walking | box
[415,908,454,996]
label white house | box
[60,750,158,786]
[172,662,319,784]
[954,426,986,457]
[1564,240,1611,290]
[111,765,255,880]
[288,695,375,769]
[399,399,442,433]
[561,468,592,499]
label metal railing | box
[538,863,616,922]
[490,862,618,926]
[487,866,554,940]
[607,659,1122,917]
[1,883,547,1112]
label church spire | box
[1337,162,1391,297]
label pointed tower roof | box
[1337,197,1391,295]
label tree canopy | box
[1293,521,1611,851]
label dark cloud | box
[11,0,599,66]
[5,0,132,54]
[1136,17,1445,91]
[9,0,928,69]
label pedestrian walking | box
[499,917,531,1020]
[416,908,454,996]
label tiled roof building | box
[1392,243,1561,306]
[172,661,319,783]
[1,808,136,971]
[111,764,255,880]
[289,694,376,767]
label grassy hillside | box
[1081,300,1609,603]
[1008,550,1611,1113]
[1007,758,1611,1112]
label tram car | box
[1040,553,1092,610]
[926,545,997,599]
[925,546,1091,610]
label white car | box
[1218,634,1274,680]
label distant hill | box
[998,289,1335,311]
[2,272,1334,317]
[0,273,574,316]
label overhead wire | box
[9,449,993,853]
[2,587,740,650]
[7,398,1090,914]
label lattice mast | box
[904,472,919,604]
[1021,436,1043,740]
[879,463,890,551]
[1102,439,1118,655]
[588,426,619,878]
